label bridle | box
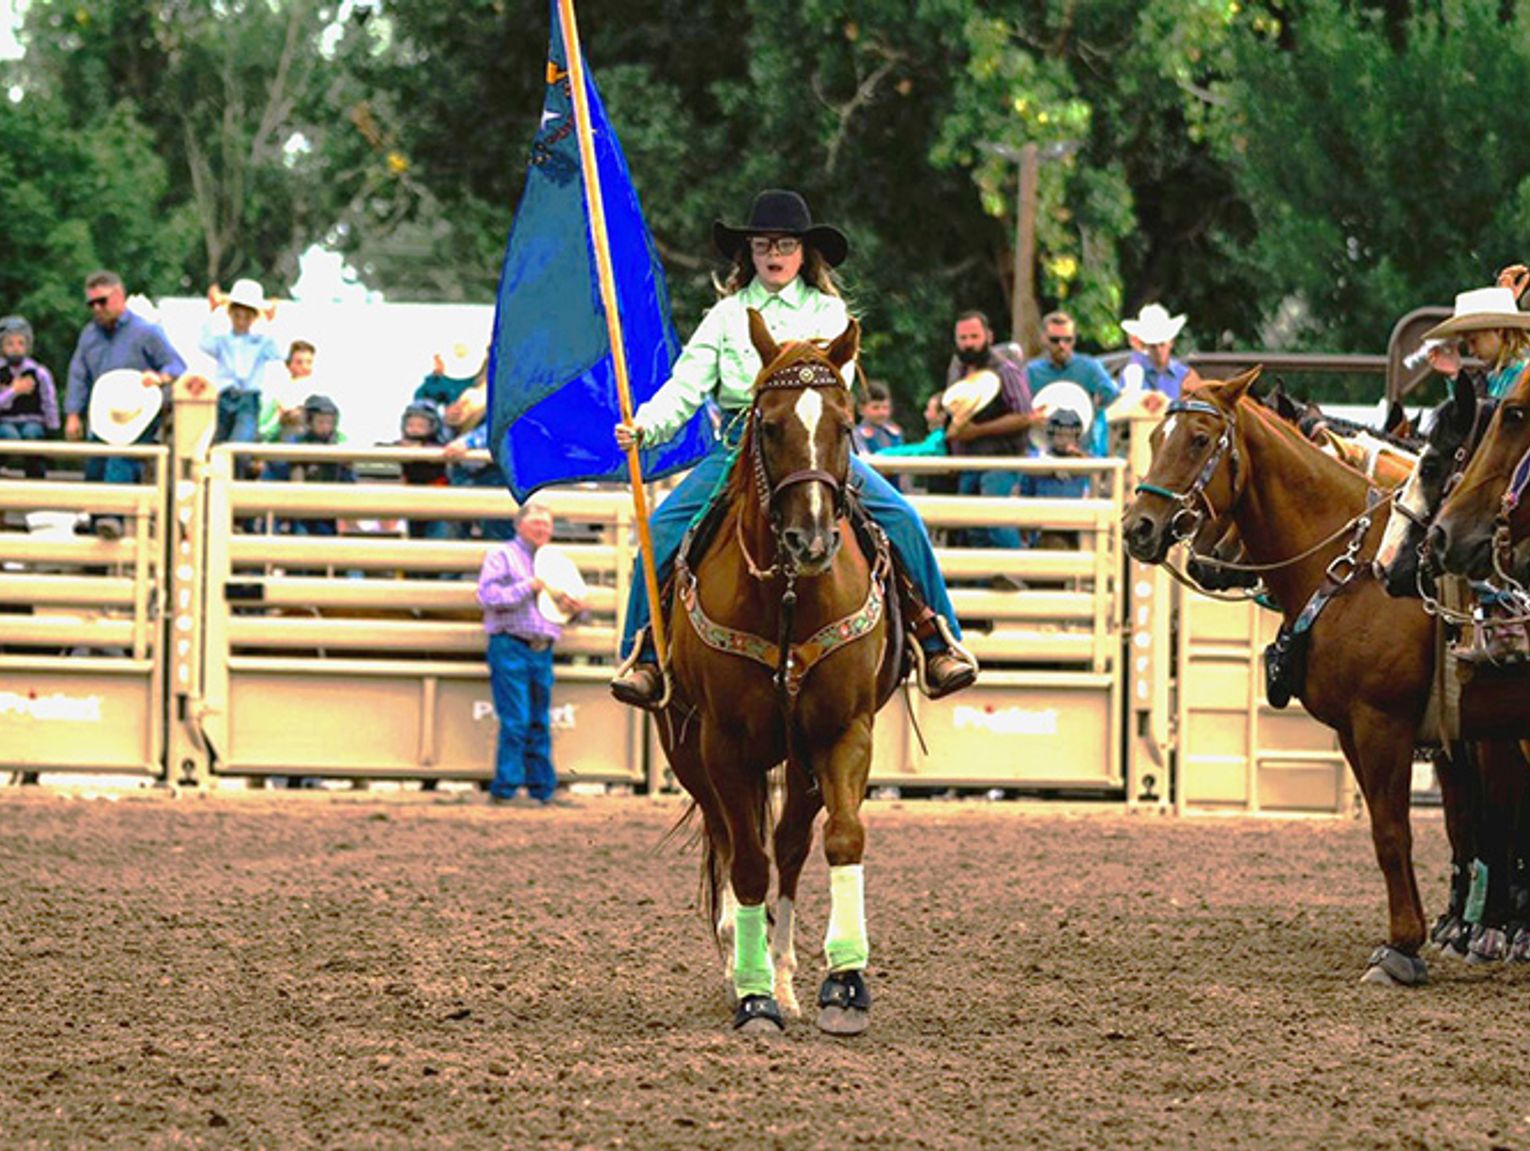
[739,356,851,582]
[1133,397,1242,545]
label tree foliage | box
[7,0,1530,408]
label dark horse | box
[1372,377,1530,962]
[1125,369,1448,984]
[659,311,901,1034]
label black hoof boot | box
[1361,945,1428,987]
[733,994,785,1034]
[1429,911,1468,955]
[817,971,872,1035]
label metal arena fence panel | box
[0,382,1346,812]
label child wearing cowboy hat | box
[201,278,284,455]
[1423,271,1530,399]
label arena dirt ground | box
[3,790,1530,1151]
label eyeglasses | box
[86,296,111,309]
[749,236,801,257]
[1047,334,1075,346]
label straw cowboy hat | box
[713,189,849,267]
[1423,286,1530,339]
[88,368,163,446]
[226,278,267,312]
[1121,303,1187,345]
[941,370,1002,431]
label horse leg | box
[1342,714,1429,986]
[814,715,874,1035]
[1512,752,1530,962]
[705,730,783,1034]
[660,715,739,1000]
[1466,740,1527,963]
[771,758,823,1018]
[1431,742,1479,956]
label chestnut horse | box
[1125,369,1445,984]
[659,311,900,1034]
[1431,365,1530,582]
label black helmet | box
[0,315,33,351]
[401,401,443,439]
[1046,408,1084,431]
[303,394,339,418]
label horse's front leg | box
[772,758,823,1018]
[815,713,874,1034]
[1341,713,1429,986]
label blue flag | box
[487,2,713,501]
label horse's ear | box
[1384,400,1409,437]
[1213,366,1262,406]
[747,307,781,367]
[825,317,860,370]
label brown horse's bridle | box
[748,358,850,530]
[1133,397,1242,544]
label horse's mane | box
[1305,409,1422,453]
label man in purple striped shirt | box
[477,500,584,805]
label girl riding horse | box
[609,189,976,708]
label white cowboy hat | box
[1423,286,1530,338]
[440,341,485,380]
[941,370,1002,431]
[24,510,85,540]
[533,545,588,625]
[226,278,267,312]
[1029,381,1095,452]
[1120,303,1187,345]
[88,368,163,446]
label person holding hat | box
[1423,275,1530,399]
[202,279,284,452]
[1116,303,1194,412]
[609,189,977,708]
[0,315,60,479]
[1024,311,1117,458]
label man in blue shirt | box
[64,271,187,537]
[1024,310,1117,457]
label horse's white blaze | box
[771,896,800,1017]
[1375,465,1427,570]
[794,387,827,522]
[1162,414,1180,442]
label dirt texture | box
[3,791,1530,1151]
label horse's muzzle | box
[1122,509,1170,565]
[781,524,841,574]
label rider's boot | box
[1463,597,1530,665]
[610,633,667,710]
[910,614,979,700]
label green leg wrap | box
[1465,858,1488,925]
[733,902,774,998]
[824,864,869,973]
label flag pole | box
[556,0,670,671]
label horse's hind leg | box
[1431,742,1478,956]
[815,715,874,1034]
[771,760,823,1018]
[1465,740,1526,963]
[1343,714,1429,986]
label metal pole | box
[1014,141,1041,357]
[556,0,669,669]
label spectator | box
[289,394,352,537]
[477,500,583,807]
[258,339,317,448]
[64,271,187,539]
[854,380,903,455]
[1020,409,1092,550]
[944,310,1043,549]
[394,401,451,542]
[416,342,486,439]
[1024,311,1117,458]
[202,280,283,464]
[1117,303,1194,413]
[0,315,60,479]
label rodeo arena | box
[11,6,1530,1151]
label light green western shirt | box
[634,276,852,446]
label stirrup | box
[611,632,672,710]
[910,615,979,699]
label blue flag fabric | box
[487,3,714,501]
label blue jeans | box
[0,420,47,478]
[619,445,960,660]
[87,415,160,488]
[215,388,261,443]
[958,469,1023,550]
[486,633,556,801]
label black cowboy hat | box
[713,189,849,268]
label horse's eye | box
[1506,405,1527,426]
[1190,431,1211,450]
[1419,459,1440,480]
[760,419,783,440]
